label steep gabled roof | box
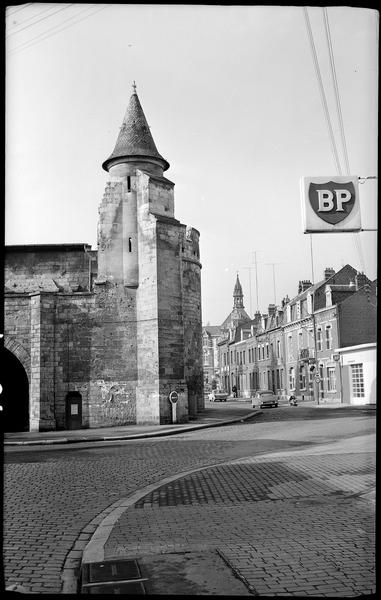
[102,85,169,172]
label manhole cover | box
[81,559,146,594]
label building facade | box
[214,265,376,404]
[3,86,204,431]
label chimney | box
[324,267,335,281]
[268,304,276,316]
[298,280,312,293]
[254,311,262,326]
[355,271,368,290]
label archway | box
[0,348,30,432]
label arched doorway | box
[0,348,30,432]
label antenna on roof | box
[132,80,137,94]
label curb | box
[5,410,260,446]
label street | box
[3,405,375,595]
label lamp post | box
[312,312,320,405]
[333,352,343,403]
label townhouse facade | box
[211,265,376,404]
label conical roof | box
[233,274,243,298]
[102,84,169,172]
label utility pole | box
[242,266,253,316]
[264,263,283,306]
[252,251,260,312]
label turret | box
[98,83,170,287]
[102,82,169,178]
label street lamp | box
[333,352,343,403]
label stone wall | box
[182,226,204,416]
[4,245,93,293]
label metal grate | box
[81,559,146,594]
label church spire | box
[233,273,244,309]
[102,83,169,173]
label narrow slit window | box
[128,237,132,252]
[127,176,131,191]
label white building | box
[335,343,376,405]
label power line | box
[6,4,33,17]
[323,8,366,273]
[303,7,342,175]
[8,5,105,55]
[6,4,67,35]
[323,7,351,175]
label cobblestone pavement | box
[3,407,375,594]
[104,451,375,596]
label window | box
[289,367,295,390]
[254,347,257,362]
[203,348,209,366]
[276,369,280,389]
[231,351,233,364]
[298,331,303,350]
[327,366,336,391]
[280,369,283,388]
[299,364,306,390]
[288,335,292,356]
[325,325,332,350]
[267,371,271,389]
[277,340,281,358]
[266,344,269,358]
[351,364,365,397]
[308,366,314,390]
[128,237,132,252]
[317,328,322,351]
[249,348,251,363]
[127,175,131,191]
[243,351,246,365]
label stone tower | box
[96,84,203,424]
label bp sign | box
[301,176,361,233]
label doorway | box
[0,348,30,432]
[65,391,83,430]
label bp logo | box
[308,181,356,224]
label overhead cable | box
[323,8,366,273]
[6,4,66,34]
[303,7,342,175]
[6,4,72,38]
[6,4,33,17]
[323,7,351,175]
[8,5,105,55]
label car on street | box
[252,390,278,409]
[208,391,229,402]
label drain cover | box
[82,581,146,594]
[81,559,146,594]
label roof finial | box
[132,80,137,94]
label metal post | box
[312,312,319,405]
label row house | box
[214,265,376,403]
[202,326,223,391]
[255,305,286,396]
[278,265,375,403]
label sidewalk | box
[4,399,374,446]
[3,400,258,446]
[76,433,375,596]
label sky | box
[5,4,378,325]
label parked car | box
[252,390,278,409]
[209,391,229,402]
